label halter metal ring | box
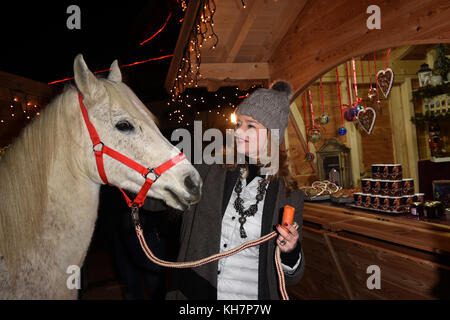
[92,142,104,153]
[144,168,160,181]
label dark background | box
[0,0,183,102]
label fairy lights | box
[170,0,218,98]
[1,91,42,125]
[167,84,263,127]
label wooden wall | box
[270,0,450,100]
[287,78,397,187]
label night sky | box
[0,1,184,102]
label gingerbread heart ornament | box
[376,68,394,98]
[357,107,376,134]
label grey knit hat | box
[236,80,292,143]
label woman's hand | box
[276,223,299,253]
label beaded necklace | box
[233,166,269,238]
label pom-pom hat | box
[236,80,293,143]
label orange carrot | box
[281,205,295,231]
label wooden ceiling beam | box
[223,0,263,63]
[256,0,308,62]
[195,78,268,92]
[199,62,270,80]
[164,0,201,92]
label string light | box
[48,54,174,85]
[170,0,218,98]
[167,84,264,127]
[140,12,172,46]
[1,92,42,125]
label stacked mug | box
[353,164,425,214]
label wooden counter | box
[289,201,450,300]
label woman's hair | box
[222,129,298,196]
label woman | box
[143,81,305,300]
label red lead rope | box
[78,92,293,299]
[78,92,186,208]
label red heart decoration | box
[376,68,394,98]
[357,107,376,134]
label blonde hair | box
[222,129,298,196]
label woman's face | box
[235,113,267,159]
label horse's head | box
[73,54,201,210]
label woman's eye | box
[248,125,254,128]
[115,120,135,132]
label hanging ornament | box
[307,127,322,143]
[338,127,347,135]
[344,107,356,121]
[376,49,394,98]
[305,152,315,162]
[335,67,347,135]
[355,104,364,115]
[319,114,329,125]
[318,77,329,125]
[357,107,377,134]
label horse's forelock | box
[101,80,158,126]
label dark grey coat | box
[143,163,305,300]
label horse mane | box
[0,85,81,275]
[0,77,159,276]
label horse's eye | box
[115,120,134,132]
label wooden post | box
[290,99,318,177]
[340,72,364,187]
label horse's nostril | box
[184,174,200,195]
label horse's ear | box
[73,54,104,100]
[107,60,122,83]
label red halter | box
[77,92,186,210]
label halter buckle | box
[144,168,160,181]
[131,204,141,227]
[92,142,104,153]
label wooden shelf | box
[303,201,450,255]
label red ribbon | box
[374,52,380,102]
[351,58,359,103]
[384,48,391,70]
[319,77,325,114]
[335,67,344,126]
[308,88,315,128]
[344,61,352,106]
[368,55,373,89]
[360,57,365,104]
[302,92,310,152]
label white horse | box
[0,54,202,299]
